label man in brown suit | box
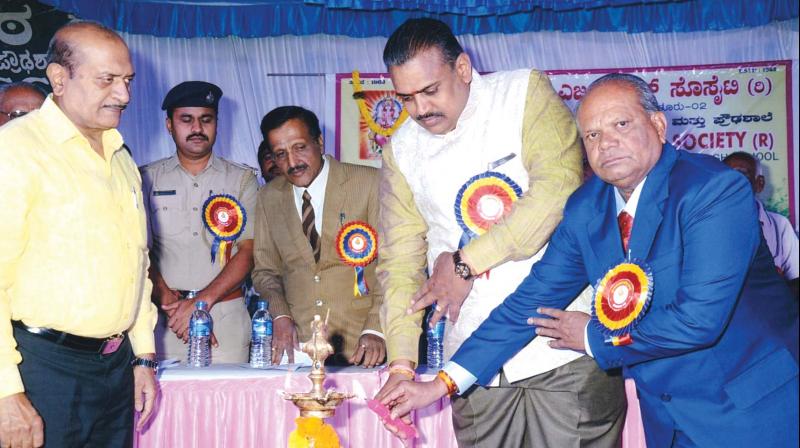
[252,106,386,367]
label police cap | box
[161,81,222,112]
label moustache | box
[186,133,208,142]
[416,112,443,121]
[287,164,309,175]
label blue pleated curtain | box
[38,0,799,37]
[29,0,800,223]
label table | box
[134,365,646,447]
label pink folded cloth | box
[367,399,419,440]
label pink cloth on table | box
[134,369,646,448]
[134,369,457,448]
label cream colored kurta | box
[379,69,588,384]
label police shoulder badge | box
[335,221,378,296]
[202,194,246,266]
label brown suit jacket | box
[252,157,382,360]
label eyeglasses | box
[1,109,29,120]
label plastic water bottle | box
[426,312,445,369]
[188,301,212,367]
[249,301,273,368]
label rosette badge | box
[202,194,246,266]
[592,261,653,346]
[454,171,523,248]
[335,221,378,296]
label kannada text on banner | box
[335,61,794,224]
[550,61,793,223]
[0,0,71,87]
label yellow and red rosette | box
[454,171,522,248]
[201,194,246,267]
[592,261,653,346]
[335,221,378,296]
[288,417,341,448]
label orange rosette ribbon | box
[454,171,522,247]
[335,221,378,296]
[592,261,653,346]
[201,194,246,267]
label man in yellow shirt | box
[0,21,157,447]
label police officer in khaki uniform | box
[141,81,258,363]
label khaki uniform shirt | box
[141,154,258,290]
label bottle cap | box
[257,301,268,311]
[196,301,208,310]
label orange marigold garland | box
[351,70,409,137]
[288,417,341,448]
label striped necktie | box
[302,190,321,263]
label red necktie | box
[618,211,634,254]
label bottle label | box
[429,319,445,339]
[265,320,273,336]
[190,321,211,337]
[252,320,268,338]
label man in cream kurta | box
[376,18,626,446]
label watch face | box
[455,263,471,279]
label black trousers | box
[14,327,135,448]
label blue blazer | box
[451,144,799,447]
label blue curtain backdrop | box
[38,0,799,37]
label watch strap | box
[131,357,159,371]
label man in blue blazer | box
[380,73,799,447]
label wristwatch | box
[131,357,159,372]
[453,251,474,280]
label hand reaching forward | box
[408,251,474,326]
[379,377,449,421]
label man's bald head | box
[44,20,134,139]
[47,21,127,76]
[0,82,46,125]
[723,151,765,194]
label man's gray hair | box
[46,20,121,75]
[579,73,661,115]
